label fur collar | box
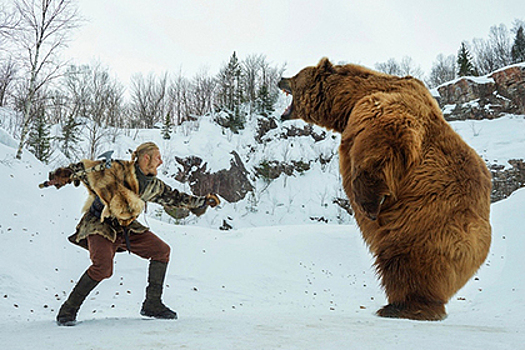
[80,159,144,226]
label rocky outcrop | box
[490,159,525,202]
[437,63,525,121]
[253,159,311,181]
[255,116,278,142]
[174,151,253,203]
[491,65,525,114]
[256,116,326,143]
[435,64,525,202]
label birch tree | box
[11,0,81,159]
[0,4,19,107]
[0,3,18,44]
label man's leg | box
[126,231,176,319]
[56,234,117,326]
[126,230,170,263]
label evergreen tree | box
[58,112,82,160]
[457,42,478,77]
[27,106,52,163]
[256,84,275,117]
[216,52,243,112]
[215,52,246,133]
[161,112,172,140]
[511,26,525,63]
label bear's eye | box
[293,68,315,92]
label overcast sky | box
[64,0,523,85]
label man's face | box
[141,149,163,176]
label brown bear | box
[278,58,492,321]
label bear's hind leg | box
[375,251,449,321]
[377,299,446,321]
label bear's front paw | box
[352,170,389,220]
[357,195,386,220]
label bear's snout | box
[278,78,292,94]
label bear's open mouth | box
[281,89,294,119]
[278,78,294,120]
[282,99,293,119]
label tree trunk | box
[15,71,37,159]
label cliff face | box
[434,63,525,202]
[490,160,525,202]
[436,63,525,121]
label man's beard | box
[145,161,158,175]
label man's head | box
[132,142,163,176]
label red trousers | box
[86,231,170,281]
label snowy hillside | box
[2,98,351,230]
[0,110,524,349]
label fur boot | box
[140,260,177,319]
[56,271,99,326]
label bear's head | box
[278,58,336,129]
[279,58,392,133]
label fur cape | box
[80,159,144,227]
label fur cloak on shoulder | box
[80,159,144,227]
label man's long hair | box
[131,142,159,162]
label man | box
[47,142,219,326]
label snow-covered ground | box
[0,110,524,349]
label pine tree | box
[256,84,275,117]
[27,107,52,163]
[511,26,525,63]
[215,52,246,133]
[216,52,242,112]
[58,113,82,160]
[457,42,478,77]
[161,112,172,140]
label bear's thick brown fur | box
[279,58,492,321]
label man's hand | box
[189,194,220,217]
[48,167,74,189]
[206,194,220,207]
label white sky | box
[64,0,523,85]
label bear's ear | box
[317,57,334,73]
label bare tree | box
[472,38,498,75]
[169,71,191,125]
[10,0,81,159]
[130,72,169,128]
[0,4,19,108]
[0,3,18,46]
[399,56,424,79]
[375,58,402,75]
[189,68,216,117]
[0,57,17,106]
[473,24,513,75]
[242,53,264,113]
[240,53,285,116]
[64,63,122,159]
[428,54,456,88]
[47,87,68,124]
[489,24,512,68]
[375,57,423,79]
